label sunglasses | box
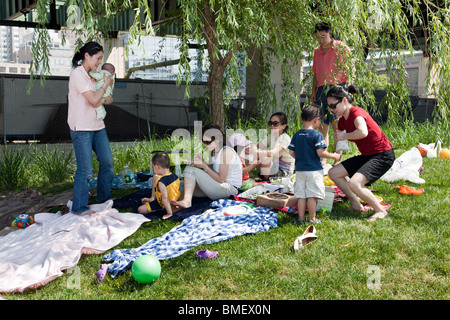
[328,98,342,110]
[268,120,280,127]
[202,136,215,145]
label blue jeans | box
[315,83,346,125]
[70,129,114,213]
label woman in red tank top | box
[326,85,395,222]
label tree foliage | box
[32,0,449,129]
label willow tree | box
[31,0,450,130]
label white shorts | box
[294,170,325,199]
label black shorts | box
[341,149,395,186]
[145,199,163,212]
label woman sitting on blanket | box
[171,123,243,211]
[245,112,294,180]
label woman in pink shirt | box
[327,85,395,222]
[68,41,114,214]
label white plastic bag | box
[381,147,425,184]
[335,130,350,152]
[417,140,442,158]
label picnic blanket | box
[113,189,212,220]
[0,189,74,236]
[0,200,149,293]
[103,199,278,277]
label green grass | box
[2,150,448,300]
[1,120,449,300]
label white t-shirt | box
[68,66,105,131]
[211,146,243,188]
[259,133,294,174]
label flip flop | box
[96,264,108,283]
[293,225,318,250]
[196,250,218,260]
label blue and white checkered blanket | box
[103,199,277,277]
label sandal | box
[196,250,218,260]
[293,225,318,250]
[95,264,108,283]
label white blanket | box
[0,200,148,293]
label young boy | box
[89,63,115,120]
[288,104,341,224]
[138,152,181,219]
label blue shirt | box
[288,129,327,171]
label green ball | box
[131,255,161,284]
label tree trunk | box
[203,2,226,131]
[208,65,225,130]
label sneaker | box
[308,218,322,224]
[367,211,388,222]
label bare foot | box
[367,211,388,222]
[348,205,365,212]
[170,200,191,212]
[162,213,173,220]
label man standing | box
[311,23,351,166]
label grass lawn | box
[1,150,449,301]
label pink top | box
[312,39,349,87]
[68,66,105,131]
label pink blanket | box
[0,200,149,293]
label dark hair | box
[152,152,171,169]
[315,23,330,33]
[71,41,103,68]
[270,112,289,133]
[301,103,323,122]
[202,123,226,157]
[326,85,359,104]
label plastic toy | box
[395,185,424,195]
[439,148,450,159]
[12,214,34,228]
[131,255,161,284]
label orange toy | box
[439,148,450,159]
[415,144,427,156]
[395,185,424,195]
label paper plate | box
[223,205,251,216]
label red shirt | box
[338,106,392,155]
[312,39,350,87]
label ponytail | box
[327,84,359,104]
[71,51,83,68]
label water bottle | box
[120,165,136,188]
